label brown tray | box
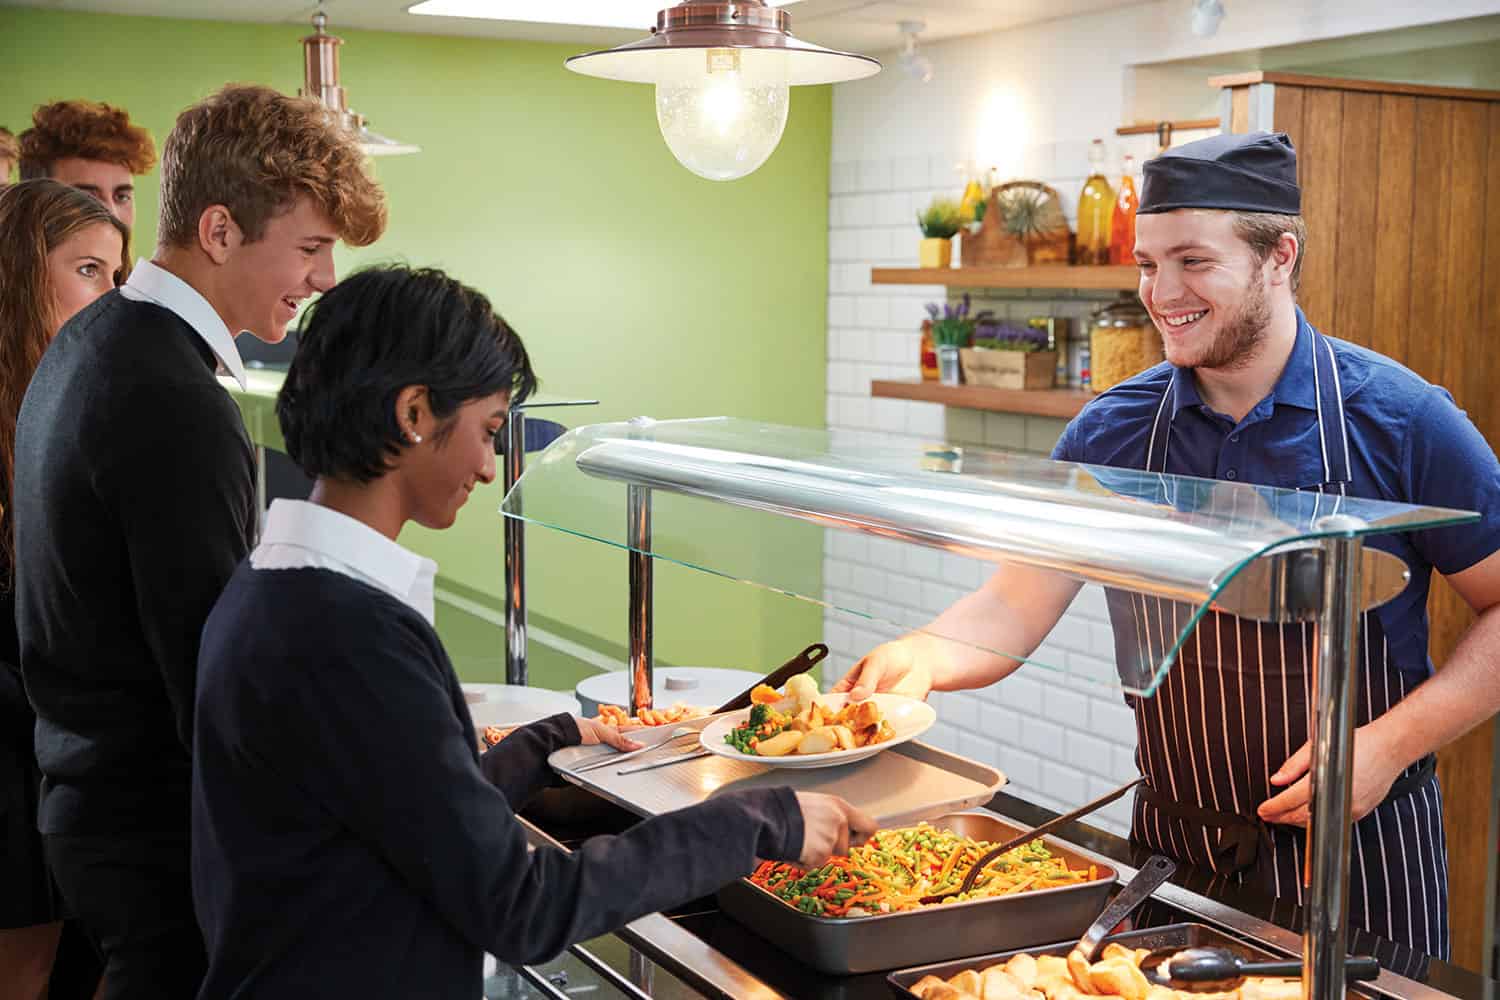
[716,812,1117,975]
[887,922,1284,998]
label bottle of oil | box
[1076,139,1115,266]
[958,164,985,230]
[1109,154,1139,265]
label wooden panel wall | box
[1253,80,1500,973]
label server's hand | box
[833,637,934,702]
[574,717,645,753]
[792,792,878,866]
[1258,723,1406,827]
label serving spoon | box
[919,777,1144,905]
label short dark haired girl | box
[192,264,872,998]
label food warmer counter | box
[493,788,1493,1000]
[499,418,1482,1000]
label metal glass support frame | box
[1305,515,1365,1000]
[626,418,655,714]
[502,400,598,686]
[542,428,1465,990]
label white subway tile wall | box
[820,142,1173,836]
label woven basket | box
[960,181,1072,268]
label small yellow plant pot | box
[918,237,953,269]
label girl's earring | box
[408,427,423,444]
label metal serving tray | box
[716,813,1117,975]
[549,740,1006,829]
[887,922,1282,998]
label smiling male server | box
[838,132,1500,957]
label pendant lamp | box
[565,1,878,181]
[301,12,420,157]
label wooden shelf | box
[872,379,1091,419]
[1207,71,1500,103]
[1115,118,1219,136]
[872,265,1139,291]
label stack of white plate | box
[461,684,580,730]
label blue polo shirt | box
[1054,309,1500,680]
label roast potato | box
[755,730,804,757]
[924,986,980,1000]
[980,966,1028,1000]
[849,699,881,730]
[911,975,948,997]
[1004,954,1039,989]
[1088,958,1150,1000]
[796,727,839,755]
[1068,950,1098,995]
[949,970,983,995]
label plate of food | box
[699,674,935,769]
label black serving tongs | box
[1139,948,1381,992]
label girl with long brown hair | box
[0,177,127,1000]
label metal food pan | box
[716,812,1117,976]
[887,922,1280,999]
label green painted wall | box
[2,6,829,689]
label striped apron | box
[1112,327,1451,957]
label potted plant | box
[916,197,962,269]
[924,294,990,385]
[960,320,1058,390]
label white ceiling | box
[3,0,1155,56]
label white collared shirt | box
[250,499,438,625]
[118,258,248,390]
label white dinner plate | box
[698,693,936,770]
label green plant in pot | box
[924,294,992,385]
[917,197,961,269]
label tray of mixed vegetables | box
[748,823,1099,918]
[717,812,1115,975]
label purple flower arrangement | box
[924,294,995,348]
[972,320,1049,353]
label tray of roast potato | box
[889,923,1310,1000]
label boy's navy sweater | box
[192,564,804,999]
[14,291,256,835]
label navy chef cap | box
[1139,130,1301,215]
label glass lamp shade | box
[655,47,788,181]
[566,2,878,182]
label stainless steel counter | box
[505,787,1495,1000]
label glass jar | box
[1088,295,1161,393]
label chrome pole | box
[1305,514,1365,1000]
[627,418,655,715]
[501,400,599,687]
[504,410,529,686]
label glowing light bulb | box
[655,47,789,181]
